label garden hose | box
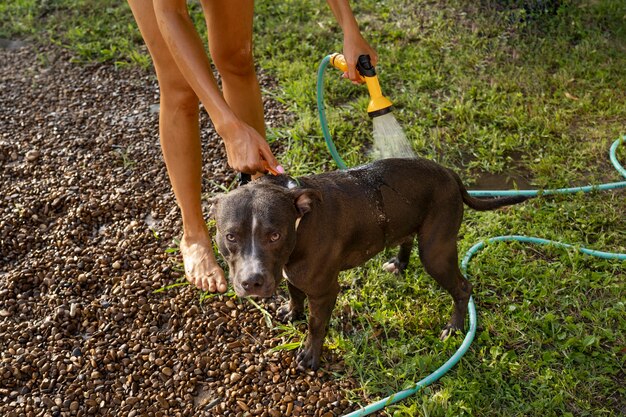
[316,54,626,416]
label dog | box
[210,158,528,370]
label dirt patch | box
[0,43,372,416]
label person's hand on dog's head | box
[220,118,283,175]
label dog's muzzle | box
[233,273,277,298]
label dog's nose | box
[241,273,264,291]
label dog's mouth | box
[233,284,275,298]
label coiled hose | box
[316,54,626,417]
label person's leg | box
[127,0,227,292]
[201,0,266,141]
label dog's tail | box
[452,171,531,211]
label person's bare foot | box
[179,232,228,292]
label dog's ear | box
[207,195,220,219]
[291,188,322,217]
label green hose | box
[343,238,624,417]
[317,55,348,170]
[316,54,626,416]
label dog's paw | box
[276,303,303,323]
[382,257,408,275]
[295,346,320,371]
[439,324,462,340]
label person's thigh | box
[201,0,256,75]
[127,0,193,91]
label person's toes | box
[199,275,209,292]
[206,272,217,293]
[180,237,225,292]
[216,278,228,293]
[214,271,227,293]
[208,268,228,293]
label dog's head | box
[210,178,321,298]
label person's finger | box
[258,147,283,175]
[346,57,359,83]
[263,163,278,175]
[370,52,379,68]
[262,159,285,175]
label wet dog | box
[210,158,528,369]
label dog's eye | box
[269,232,280,242]
[226,233,236,242]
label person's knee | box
[211,45,256,80]
[155,69,198,112]
[160,84,199,118]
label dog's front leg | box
[277,282,306,322]
[296,286,339,370]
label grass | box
[4,0,625,415]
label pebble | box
[237,400,249,411]
[25,149,40,162]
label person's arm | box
[152,0,279,174]
[326,0,378,83]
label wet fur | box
[211,158,529,370]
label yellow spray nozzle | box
[363,76,394,118]
[329,53,393,118]
[329,53,354,77]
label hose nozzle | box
[329,53,394,118]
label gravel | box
[0,42,374,416]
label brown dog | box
[210,158,528,370]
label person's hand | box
[342,30,378,84]
[219,118,283,175]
